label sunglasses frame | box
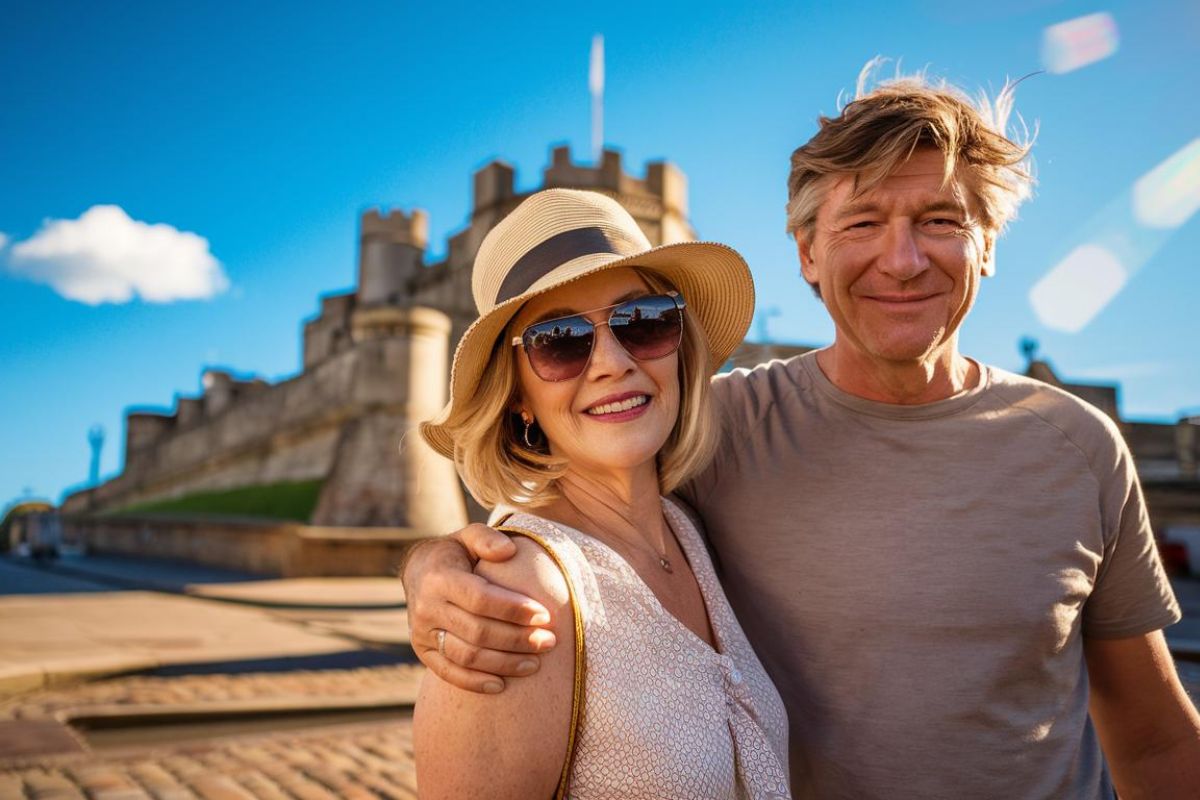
[511,291,685,382]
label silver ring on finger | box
[436,628,447,657]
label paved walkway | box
[0,665,424,799]
[0,717,418,799]
[1,555,1195,800]
[0,557,413,700]
[0,665,423,725]
[190,579,404,610]
[0,592,375,698]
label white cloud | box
[6,205,228,305]
[0,232,8,250]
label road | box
[0,559,113,595]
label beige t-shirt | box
[676,351,1181,800]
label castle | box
[57,143,1200,578]
[62,146,697,529]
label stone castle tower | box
[63,145,696,528]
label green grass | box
[113,480,323,523]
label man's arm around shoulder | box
[400,525,558,692]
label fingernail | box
[516,659,538,675]
[529,610,550,625]
[483,681,503,694]
[530,630,557,649]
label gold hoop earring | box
[521,413,537,449]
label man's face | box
[797,149,995,366]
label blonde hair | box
[786,59,1036,248]
[426,268,718,510]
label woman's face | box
[511,268,681,480]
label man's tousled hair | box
[786,59,1036,246]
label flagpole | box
[590,34,604,163]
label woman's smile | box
[583,392,652,421]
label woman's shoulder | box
[415,514,579,798]
[474,530,572,619]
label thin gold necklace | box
[569,502,674,573]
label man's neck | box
[816,342,979,405]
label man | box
[402,68,1200,798]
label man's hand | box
[402,523,558,693]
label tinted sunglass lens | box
[525,319,594,381]
[520,294,684,381]
[611,297,683,360]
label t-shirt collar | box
[799,349,991,420]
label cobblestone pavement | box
[0,667,425,799]
[0,665,423,722]
[0,718,417,799]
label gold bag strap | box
[496,522,586,800]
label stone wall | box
[62,514,432,578]
[66,352,356,514]
[66,309,467,531]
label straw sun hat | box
[420,188,755,459]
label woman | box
[414,188,789,799]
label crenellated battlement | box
[469,146,689,226]
[541,146,688,217]
[357,208,428,308]
[360,207,429,250]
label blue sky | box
[2,0,1198,508]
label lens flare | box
[1030,139,1198,332]
[1041,12,1119,74]
[1133,138,1200,229]
[1031,244,1127,333]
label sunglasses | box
[511,292,686,382]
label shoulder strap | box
[496,521,587,800]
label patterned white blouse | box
[503,497,791,799]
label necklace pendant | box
[659,556,673,573]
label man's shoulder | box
[984,364,1126,455]
[711,351,814,410]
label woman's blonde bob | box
[431,268,718,511]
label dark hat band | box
[495,226,642,304]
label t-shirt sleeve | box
[675,369,748,519]
[1082,426,1181,639]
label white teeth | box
[586,395,649,416]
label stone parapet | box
[61,514,435,577]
